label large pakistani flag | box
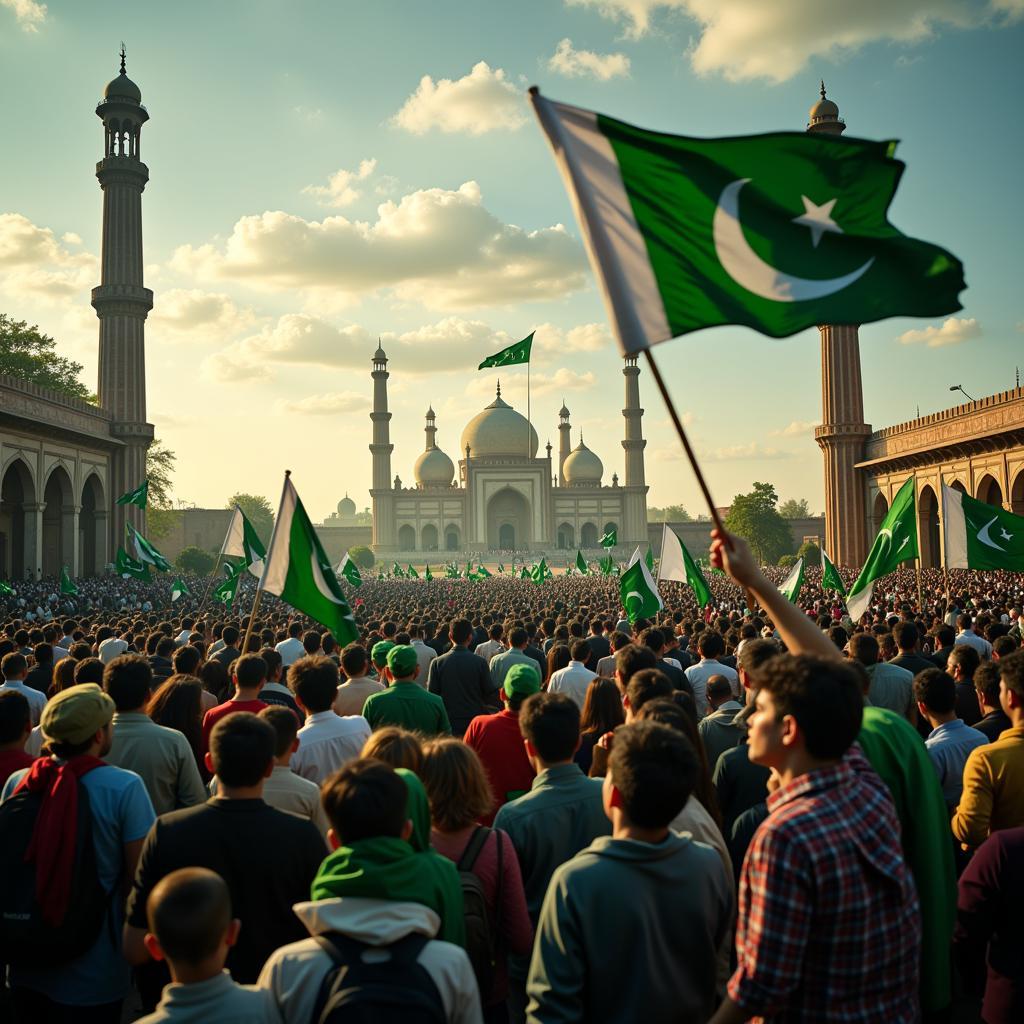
[478,332,534,369]
[529,93,964,351]
[260,475,358,646]
[778,557,805,604]
[223,506,267,579]
[336,552,363,588]
[846,478,919,622]
[620,556,663,623]
[657,523,711,608]
[127,524,172,572]
[115,546,151,582]
[942,484,1024,570]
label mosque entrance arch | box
[42,465,74,578]
[0,458,37,580]
[487,487,530,551]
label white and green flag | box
[170,578,190,603]
[529,93,964,352]
[778,557,805,604]
[575,550,588,575]
[846,477,918,622]
[657,523,711,608]
[260,475,358,646]
[127,524,172,573]
[336,552,363,588]
[599,529,617,548]
[821,549,847,597]
[224,506,267,579]
[60,565,78,596]
[620,556,663,623]
[213,564,241,608]
[406,564,419,579]
[942,484,1024,570]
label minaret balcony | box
[91,284,154,314]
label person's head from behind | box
[519,692,580,768]
[341,643,369,680]
[948,644,980,683]
[624,668,673,722]
[748,655,863,773]
[1,651,27,681]
[40,683,116,759]
[143,868,238,980]
[998,650,1024,723]
[974,661,1002,714]
[259,706,300,764]
[360,726,423,773]
[848,632,880,667]
[171,644,201,677]
[913,668,956,724]
[580,676,626,735]
[450,618,473,647]
[613,643,656,695]
[957,613,974,633]
[205,712,274,789]
[697,631,724,661]
[993,635,1018,661]
[232,653,267,695]
[706,674,735,711]
[321,757,411,849]
[302,630,322,655]
[221,625,240,649]
[0,690,31,751]
[103,654,154,712]
[289,655,339,714]
[420,738,494,833]
[503,662,541,712]
[604,721,697,833]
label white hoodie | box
[258,896,482,1024]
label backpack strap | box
[456,826,491,872]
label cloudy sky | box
[2,0,1022,521]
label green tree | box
[779,497,810,519]
[725,482,793,566]
[778,554,798,569]
[797,540,822,565]
[349,545,375,569]
[0,314,92,401]
[175,545,216,575]
[227,493,274,544]
[647,504,693,522]
[146,441,178,539]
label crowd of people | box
[0,535,1022,1023]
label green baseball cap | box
[41,683,115,744]
[386,644,418,678]
[504,663,541,700]
[371,640,395,667]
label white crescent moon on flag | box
[310,552,348,604]
[977,517,1007,552]
[713,178,874,302]
[625,591,644,605]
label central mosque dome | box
[460,384,539,459]
[562,436,604,485]
[336,494,356,516]
[415,446,455,486]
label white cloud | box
[530,368,598,395]
[303,158,378,208]
[534,321,612,357]
[567,1,1021,82]
[548,38,631,80]
[170,180,587,310]
[704,442,791,461]
[897,316,981,348]
[62,231,82,246]
[775,419,817,437]
[276,392,370,415]
[149,289,257,342]
[391,61,527,135]
[1,0,47,33]
[0,212,96,301]
[203,351,271,384]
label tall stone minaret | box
[93,46,154,543]
[557,402,571,486]
[370,344,395,551]
[808,83,870,565]
[621,355,648,543]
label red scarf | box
[13,755,106,926]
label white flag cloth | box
[657,523,688,583]
[223,506,264,579]
[627,545,643,569]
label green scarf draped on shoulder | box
[311,769,465,947]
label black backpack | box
[457,825,503,999]
[0,771,111,966]
[312,931,446,1024]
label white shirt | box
[955,629,992,659]
[98,637,129,664]
[547,661,598,710]
[174,629,192,646]
[474,639,506,664]
[411,640,436,687]
[275,637,306,667]
[684,659,740,717]
[0,679,47,725]
[291,710,371,785]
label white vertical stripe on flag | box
[657,523,688,583]
[942,484,968,569]
[260,477,297,597]
[222,507,246,559]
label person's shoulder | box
[86,761,150,795]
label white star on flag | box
[792,196,843,247]
[1002,528,1013,541]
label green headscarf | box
[311,769,466,947]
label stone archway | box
[398,524,416,551]
[80,474,108,576]
[487,487,531,551]
[1011,470,1024,515]
[871,491,889,537]
[445,524,460,551]
[0,458,37,581]
[603,521,618,538]
[421,523,438,551]
[918,484,940,568]
[42,465,75,578]
[580,522,599,548]
[976,474,1003,508]
[557,522,574,550]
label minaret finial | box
[820,79,826,100]
[120,42,127,75]
[496,379,501,399]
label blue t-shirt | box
[2,763,156,1005]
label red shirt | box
[463,709,535,826]
[202,698,268,751]
[0,749,34,787]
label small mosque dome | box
[336,494,356,516]
[104,72,142,104]
[559,402,570,418]
[460,385,539,459]
[414,446,455,486]
[808,81,842,128]
[562,437,603,485]
[373,344,387,362]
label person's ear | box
[779,713,800,749]
[524,738,537,760]
[916,700,928,719]
[290,737,299,755]
[224,918,241,948]
[263,758,274,780]
[143,933,165,962]
[327,827,341,851]
[607,782,624,810]
[204,752,214,775]
[400,818,414,842]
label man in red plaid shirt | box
[708,531,921,1024]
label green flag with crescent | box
[943,484,1024,570]
[478,332,534,370]
[821,549,847,597]
[575,550,588,575]
[116,479,149,509]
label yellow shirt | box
[951,725,1024,847]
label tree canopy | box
[146,442,177,539]
[725,482,793,566]
[779,497,811,519]
[647,504,693,523]
[349,545,375,569]
[0,314,92,401]
[228,493,274,544]
[797,540,822,565]
[175,545,216,575]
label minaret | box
[92,46,154,542]
[370,344,395,550]
[557,401,571,485]
[424,405,437,450]
[621,355,648,543]
[808,83,870,565]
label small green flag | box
[498,563,505,574]
[531,94,965,350]
[575,550,588,575]
[213,565,241,607]
[620,558,663,623]
[0,580,12,596]
[520,566,530,580]
[127,524,172,573]
[407,564,419,579]
[847,477,918,622]
[224,506,268,579]
[476,564,492,577]
[392,562,405,578]
[446,564,460,579]
[170,578,191,603]
[599,529,617,548]
[116,479,149,509]
[645,546,655,572]
[942,484,1024,571]
[821,549,847,597]
[529,560,547,585]
[337,553,363,588]
[60,565,78,595]
[779,557,805,604]
[424,565,432,581]
[478,332,534,370]
[657,525,712,609]
[115,546,151,581]
[599,554,614,576]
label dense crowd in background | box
[1,536,1023,1023]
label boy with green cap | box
[363,646,452,737]
[464,663,540,824]
[370,640,395,682]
